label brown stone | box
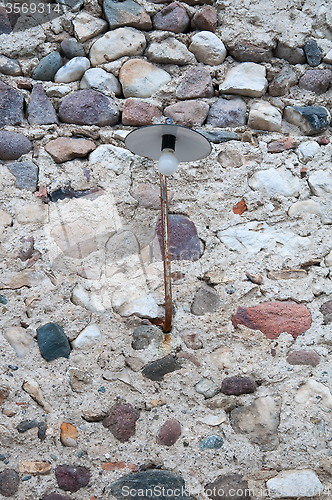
[102,462,126,471]
[245,272,263,285]
[233,199,247,215]
[45,137,96,163]
[60,422,78,447]
[131,183,174,209]
[157,419,181,446]
[229,45,272,63]
[205,474,252,500]
[122,99,162,126]
[267,137,298,153]
[153,2,190,33]
[286,350,320,367]
[176,66,214,100]
[320,300,332,324]
[19,461,52,475]
[164,100,209,127]
[268,67,298,96]
[299,69,332,94]
[221,376,257,395]
[0,386,9,406]
[232,300,312,339]
[192,6,217,31]
[102,403,140,442]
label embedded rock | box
[37,323,71,361]
[32,51,63,81]
[232,300,312,339]
[0,81,24,127]
[153,2,190,33]
[80,68,122,96]
[132,325,164,349]
[199,435,224,449]
[298,69,332,94]
[119,59,171,98]
[90,28,146,66]
[73,11,108,43]
[230,396,280,451]
[103,0,152,30]
[219,62,268,97]
[7,161,38,191]
[146,38,195,65]
[286,350,320,367]
[304,39,321,67]
[0,131,32,160]
[164,100,209,127]
[221,376,257,395]
[274,41,306,65]
[191,284,221,315]
[4,327,33,358]
[296,140,320,163]
[122,99,162,126]
[60,38,85,59]
[229,44,273,63]
[157,419,181,446]
[131,182,174,208]
[54,57,90,83]
[308,170,332,196]
[320,300,332,324]
[0,469,19,497]
[205,474,251,500]
[288,200,322,218]
[0,55,22,76]
[55,465,90,492]
[28,83,58,125]
[284,105,331,135]
[267,470,323,498]
[142,356,182,381]
[248,166,302,197]
[195,378,219,398]
[192,6,217,32]
[248,102,282,131]
[103,403,140,442]
[45,137,96,163]
[156,214,202,261]
[59,90,119,126]
[176,65,213,99]
[268,67,298,96]
[207,98,246,127]
[267,137,297,153]
[189,31,226,65]
[197,130,240,143]
[60,422,78,447]
[72,324,101,349]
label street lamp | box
[125,124,211,333]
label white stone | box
[46,85,72,98]
[22,378,51,413]
[323,48,332,64]
[89,144,135,175]
[189,31,226,65]
[248,167,302,197]
[0,26,46,58]
[15,202,49,225]
[146,38,196,65]
[325,250,332,267]
[209,347,233,369]
[308,170,332,196]
[73,11,108,43]
[296,141,320,163]
[248,102,282,132]
[71,284,105,313]
[72,324,101,349]
[267,470,323,498]
[219,62,268,97]
[3,327,33,357]
[90,28,146,66]
[218,221,311,258]
[54,57,90,83]
[294,379,332,408]
[197,413,227,426]
[80,68,121,97]
[119,59,171,98]
[288,200,322,218]
[0,209,12,227]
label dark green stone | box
[195,129,240,143]
[32,51,63,81]
[0,294,7,304]
[37,322,71,361]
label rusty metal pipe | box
[160,173,172,333]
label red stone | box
[55,465,90,492]
[192,6,217,31]
[232,300,312,339]
[101,462,126,471]
[102,403,140,442]
[156,214,202,261]
[157,419,181,446]
[122,99,162,126]
[317,137,329,145]
[267,137,298,153]
[221,376,257,395]
[233,199,247,215]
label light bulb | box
[158,148,178,176]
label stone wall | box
[0,0,332,498]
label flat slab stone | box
[7,160,38,191]
[0,81,24,127]
[119,59,171,98]
[103,0,152,30]
[37,323,71,361]
[219,62,268,97]
[58,90,119,125]
[284,106,331,135]
[142,356,182,381]
[28,83,58,125]
[90,28,146,66]
[0,131,31,160]
[232,300,312,339]
[196,130,240,143]
[45,137,96,163]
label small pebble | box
[132,325,164,350]
[195,378,219,399]
[103,403,140,442]
[0,469,20,497]
[0,294,7,304]
[157,419,182,446]
[142,356,182,381]
[199,435,224,449]
[55,465,91,492]
[60,422,78,447]
[37,323,71,361]
[221,376,257,396]
[304,39,322,66]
